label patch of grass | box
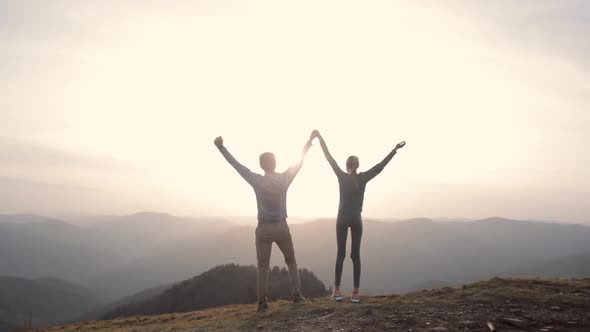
[43,277,590,332]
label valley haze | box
[2,212,590,296]
[2,212,590,331]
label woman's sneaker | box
[331,289,343,302]
[351,291,361,303]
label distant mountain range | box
[511,251,590,278]
[0,214,54,224]
[1,212,589,330]
[2,213,590,298]
[0,213,232,300]
[0,276,102,331]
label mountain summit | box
[44,277,590,332]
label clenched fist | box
[214,136,224,149]
[395,141,406,150]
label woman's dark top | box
[318,137,396,219]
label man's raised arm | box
[364,141,406,182]
[214,136,259,186]
[285,132,315,182]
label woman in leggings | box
[314,130,405,303]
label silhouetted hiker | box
[214,134,314,312]
[313,130,405,303]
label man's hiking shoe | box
[292,293,306,304]
[351,291,361,303]
[331,290,343,302]
[257,300,269,312]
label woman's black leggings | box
[334,215,363,288]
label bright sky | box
[1,1,589,222]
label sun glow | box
[4,1,587,221]
[63,3,535,218]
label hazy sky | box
[1,1,589,222]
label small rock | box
[550,306,562,311]
[487,322,496,332]
[509,308,523,314]
[567,321,577,325]
[500,317,528,327]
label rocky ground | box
[26,277,590,332]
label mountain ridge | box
[3,214,590,300]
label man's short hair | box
[259,152,276,172]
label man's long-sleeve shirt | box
[218,144,310,223]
